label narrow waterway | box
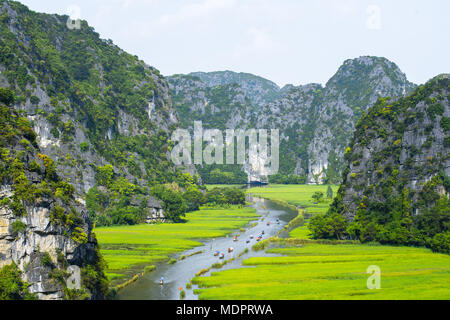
[116,196,298,300]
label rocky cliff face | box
[0,0,182,197]
[168,57,416,184]
[187,71,287,108]
[0,98,107,300]
[333,74,449,220]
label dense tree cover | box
[309,76,450,254]
[0,264,36,300]
[312,192,324,203]
[0,87,14,106]
[206,187,246,206]
[87,165,246,226]
[198,166,247,184]
[269,173,306,185]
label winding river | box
[116,196,298,300]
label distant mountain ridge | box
[168,56,417,184]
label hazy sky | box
[19,0,450,87]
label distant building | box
[130,195,167,223]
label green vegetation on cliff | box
[0,88,108,299]
[309,75,450,253]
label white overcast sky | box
[19,0,450,87]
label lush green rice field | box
[289,225,312,239]
[95,206,259,285]
[192,184,450,300]
[247,184,339,215]
[193,243,450,300]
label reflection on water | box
[116,197,297,300]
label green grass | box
[189,184,450,300]
[289,225,311,239]
[246,184,338,215]
[95,206,259,286]
[192,243,450,300]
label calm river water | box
[116,196,297,300]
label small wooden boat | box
[219,253,225,259]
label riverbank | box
[246,184,339,215]
[114,197,298,300]
[95,206,259,289]
[191,185,450,300]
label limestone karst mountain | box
[168,56,417,184]
[0,90,108,299]
[0,0,183,197]
[332,74,449,220]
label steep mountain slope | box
[0,0,182,199]
[305,56,417,183]
[317,75,449,251]
[169,57,416,184]
[188,71,288,108]
[0,91,107,299]
[168,74,252,130]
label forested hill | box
[0,0,187,198]
[311,74,449,253]
[0,88,108,299]
[168,57,417,184]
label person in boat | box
[246,239,250,244]
[160,277,164,285]
[214,251,219,257]
[228,247,234,253]
[250,235,254,239]
[219,253,225,259]
[262,230,265,235]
